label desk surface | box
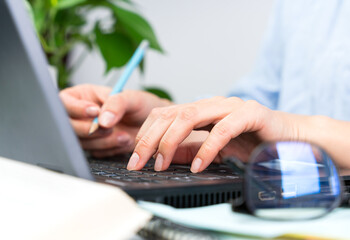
[139,201,350,240]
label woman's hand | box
[127,96,309,172]
[59,84,172,158]
[60,85,350,171]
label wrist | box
[275,112,324,144]
[297,115,330,147]
[307,115,332,148]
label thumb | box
[98,93,128,128]
[98,90,171,128]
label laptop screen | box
[0,0,93,180]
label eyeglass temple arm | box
[222,157,245,176]
[223,156,279,201]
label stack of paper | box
[0,157,151,240]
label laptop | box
[0,0,243,208]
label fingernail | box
[191,158,202,173]
[100,111,116,127]
[86,106,99,117]
[154,153,164,171]
[127,152,139,170]
[117,135,131,145]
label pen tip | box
[88,123,99,136]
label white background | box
[71,0,275,103]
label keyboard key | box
[89,158,237,186]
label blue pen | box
[88,40,149,135]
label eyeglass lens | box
[245,142,341,220]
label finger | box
[81,131,133,150]
[71,119,113,138]
[63,84,112,104]
[60,90,101,119]
[129,97,244,171]
[98,91,148,128]
[191,116,243,173]
[154,107,198,171]
[154,98,240,171]
[130,102,210,171]
[134,108,162,145]
[191,101,265,172]
[135,106,177,144]
[71,119,93,137]
[127,110,176,171]
[132,97,241,171]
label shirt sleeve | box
[228,0,284,110]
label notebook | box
[0,0,243,208]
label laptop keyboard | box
[88,155,243,208]
[89,158,239,185]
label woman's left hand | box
[127,96,304,172]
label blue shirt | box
[229,0,350,121]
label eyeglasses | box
[224,141,343,221]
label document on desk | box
[139,201,350,240]
[0,157,151,240]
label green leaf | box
[56,0,87,9]
[80,34,94,50]
[29,1,46,33]
[143,87,173,101]
[109,2,163,52]
[55,10,86,27]
[95,25,135,72]
[110,0,133,3]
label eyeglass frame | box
[223,141,345,221]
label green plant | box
[26,0,172,100]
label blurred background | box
[31,0,275,103]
